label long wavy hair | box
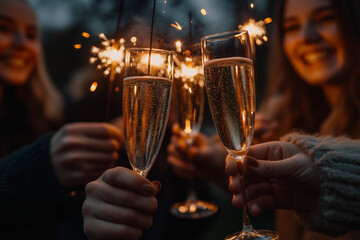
[262,0,360,138]
[0,0,63,156]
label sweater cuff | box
[281,132,360,236]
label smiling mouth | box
[5,58,29,68]
[301,49,334,66]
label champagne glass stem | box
[187,179,198,201]
[238,154,256,237]
[185,137,199,202]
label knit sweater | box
[281,133,360,237]
[0,133,84,237]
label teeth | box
[7,58,26,67]
[303,51,329,64]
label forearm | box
[281,133,360,236]
[0,134,82,226]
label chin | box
[1,76,29,86]
[301,68,344,86]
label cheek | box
[30,42,41,62]
[283,36,298,66]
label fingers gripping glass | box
[201,30,279,240]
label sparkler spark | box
[82,32,90,38]
[174,57,204,87]
[239,19,267,45]
[131,36,137,46]
[90,33,125,77]
[171,21,183,31]
[264,17,272,24]
[90,81,98,92]
[175,40,182,53]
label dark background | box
[28,0,276,106]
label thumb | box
[151,181,162,195]
[246,156,295,178]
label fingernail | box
[152,181,162,192]
[249,202,260,215]
[246,156,258,167]
[143,183,155,195]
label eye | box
[0,22,12,33]
[283,23,300,33]
[26,27,38,41]
[317,12,336,24]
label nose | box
[12,30,29,48]
[300,20,321,43]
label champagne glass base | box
[170,199,218,219]
[225,229,279,240]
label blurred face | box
[283,0,346,86]
[0,0,40,86]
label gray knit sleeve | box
[281,132,360,236]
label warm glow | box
[90,81,98,92]
[174,58,204,87]
[175,40,182,52]
[115,87,120,92]
[200,9,207,16]
[181,64,199,78]
[250,3,254,8]
[263,36,268,42]
[82,32,90,38]
[140,54,166,67]
[264,17,272,24]
[239,19,267,45]
[131,36,137,43]
[171,21,183,31]
[90,33,125,76]
[178,206,187,213]
[189,203,197,213]
[74,44,82,49]
[175,41,182,48]
[184,119,192,134]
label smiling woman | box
[256,0,360,142]
[0,1,126,239]
[254,0,360,239]
[0,0,63,154]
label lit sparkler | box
[174,57,204,87]
[171,21,183,31]
[89,33,125,78]
[238,19,267,46]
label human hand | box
[110,116,125,151]
[82,167,161,240]
[253,113,279,143]
[166,123,227,185]
[226,141,319,216]
[50,122,122,189]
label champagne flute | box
[123,48,174,177]
[170,51,218,219]
[201,30,279,239]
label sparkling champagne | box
[204,57,255,155]
[123,76,172,176]
[173,75,205,138]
